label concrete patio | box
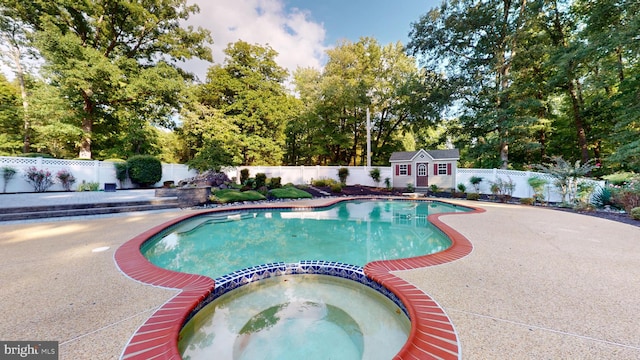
[0,198,638,359]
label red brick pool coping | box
[114,198,484,359]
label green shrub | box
[611,183,640,213]
[243,178,256,190]
[519,197,535,205]
[338,167,349,185]
[2,166,17,193]
[113,161,128,186]
[631,207,640,220]
[602,172,636,186]
[269,187,313,199]
[384,177,391,190]
[430,184,440,193]
[312,178,337,187]
[77,181,100,191]
[406,182,415,192]
[469,176,483,193]
[331,183,342,193]
[240,169,250,184]
[312,179,326,187]
[575,181,596,207]
[255,173,267,189]
[22,152,53,158]
[457,183,467,193]
[369,168,381,187]
[528,176,548,202]
[466,193,480,201]
[592,186,613,209]
[268,177,282,189]
[127,155,162,187]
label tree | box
[571,0,640,171]
[178,99,239,172]
[26,79,82,158]
[408,0,530,169]
[0,8,36,153]
[289,38,444,166]
[533,156,596,204]
[2,0,213,159]
[407,0,639,173]
[0,74,22,155]
[199,41,295,165]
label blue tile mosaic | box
[182,261,410,327]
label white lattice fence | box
[0,156,196,193]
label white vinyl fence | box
[456,168,604,203]
[227,166,393,188]
[0,156,197,193]
[1,156,602,203]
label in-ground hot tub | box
[179,272,411,360]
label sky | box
[181,0,441,81]
[1,0,441,81]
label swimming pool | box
[115,198,482,359]
[142,200,468,279]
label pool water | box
[143,200,466,280]
[179,274,411,360]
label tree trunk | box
[567,79,589,164]
[548,0,589,164]
[16,62,29,154]
[79,90,94,159]
[616,46,624,82]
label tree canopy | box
[288,37,448,166]
[0,0,212,159]
[0,0,638,175]
[408,0,640,172]
[195,41,297,166]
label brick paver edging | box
[114,197,484,359]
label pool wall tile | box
[115,197,485,360]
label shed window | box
[399,164,408,176]
[438,163,448,175]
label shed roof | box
[389,149,459,161]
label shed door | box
[416,163,428,187]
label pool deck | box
[0,194,639,359]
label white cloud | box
[182,0,328,82]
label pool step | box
[0,199,179,222]
[173,212,257,233]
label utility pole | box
[366,107,371,168]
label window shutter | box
[407,164,412,176]
[395,165,399,176]
[447,163,452,175]
[433,163,438,175]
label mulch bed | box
[304,185,403,197]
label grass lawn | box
[212,189,266,203]
[268,186,313,199]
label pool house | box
[389,149,460,191]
